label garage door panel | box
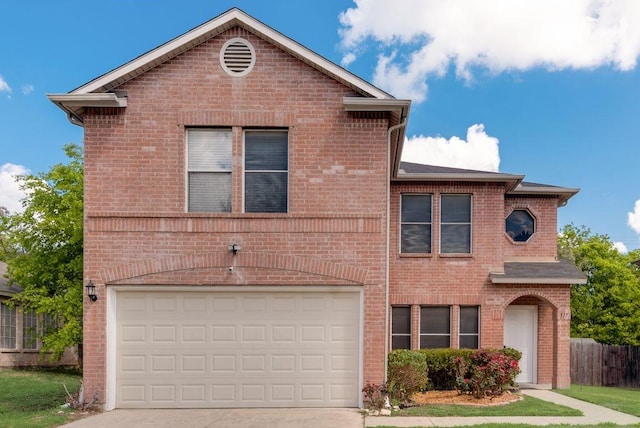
[116,290,360,408]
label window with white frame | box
[0,302,16,349]
[440,194,472,254]
[23,309,38,350]
[459,306,480,349]
[420,306,451,349]
[391,306,411,349]
[401,194,432,253]
[244,130,288,213]
[187,128,232,212]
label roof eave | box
[47,93,128,125]
[490,276,587,285]
[509,187,580,206]
[394,172,524,190]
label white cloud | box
[401,124,500,171]
[341,52,356,67]
[339,0,640,101]
[612,241,628,254]
[0,163,29,214]
[21,84,34,95]
[0,74,11,94]
[628,199,640,234]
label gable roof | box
[490,259,586,285]
[48,8,408,124]
[396,162,578,205]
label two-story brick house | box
[49,8,584,410]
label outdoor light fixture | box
[86,280,98,302]
[228,242,241,255]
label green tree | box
[0,144,83,360]
[559,224,640,345]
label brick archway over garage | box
[98,252,369,285]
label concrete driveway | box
[61,408,364,428]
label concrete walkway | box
[365,389,640,427]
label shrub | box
[387,350,428,402]
[419,348,474,390]
[362,382,388,410]
[454,350,520,398]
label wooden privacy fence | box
[570,339,640,388]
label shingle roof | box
[396,162,579,205]
[0,261,22,296]
[490,259,586,285]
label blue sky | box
[2,0,640,251]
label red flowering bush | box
[454,350,520,398]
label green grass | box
[392,394,582,417]
[0,368,82,428]
[555,385,640,417]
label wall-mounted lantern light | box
[86,280,98,302]
[228,242,241,255]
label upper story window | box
[244,130,288,213]
[400,194,432,253]
[506,209,535,242]
[391,306,411,350]
[187,128,232,212]
[0,301,16,349]
[440,194,472,254]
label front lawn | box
[556,385,640,417]
[0,368,83,428]
[392,394,582,417]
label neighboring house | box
[0,261,78,367]
[48,8,585,410]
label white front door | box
[504,305,537,384]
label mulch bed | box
[410,390,522,406]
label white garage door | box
[115,288,361,408]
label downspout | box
[385,117,407,382]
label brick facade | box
[51,9,578,408]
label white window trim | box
[242,129,289,213]
[439,193,473,255]
[400,193,433,254]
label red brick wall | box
[82,27,390,405]
[389,183,571,388]
[504,196,559,260]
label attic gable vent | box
[220,38,255,77]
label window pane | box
[188,173,232,212]
[401,224,432,253]
[401,195,431,223]
[506,210,535,242]
[392,307,411,335]
[392,336,411,350]
[441,224,471,253]
[187,129,232,171]
[460,307,479,334]
[23,309,38,350]
[392,307,411,350]
[245,172,287,213]
[459,335,479,349]
[0,303,16,349]
[420,335,450,349]
[420,307,450,334]
[441,195,471,222]
[245,131,288,171]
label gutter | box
[384,117,407,382]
